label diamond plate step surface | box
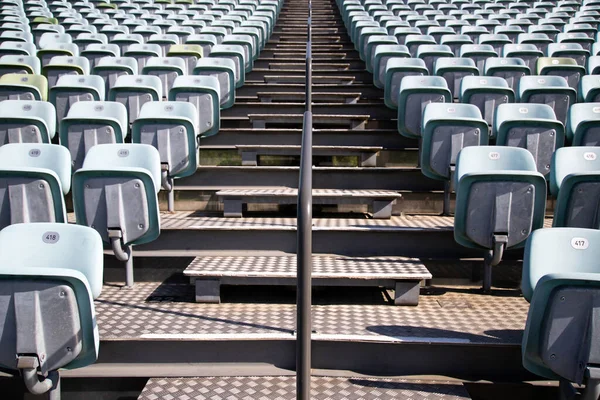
[138,376,472,399]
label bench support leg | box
[241,151,258,166]
[394,281,420,306]
[223,199,243,218]
[195,279,221,303]
[372,200,393,219]
[360,152,377,167]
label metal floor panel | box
[138,376,471,399]
[95,281,526,344]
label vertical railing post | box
[296,0,313,398]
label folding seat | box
[536,57,585,91]
[356,26,387,56]
[494,103,565,176]
[0,142,71,228]
[557,32,594,53]
[372,45,410,89]
[434,57,478,100]
[73,143,160,287]
[0,99,55,145]
[108,75,162,125]
[0,30,33,45]
[123,43,162,72]
[169,75,219,139]
[100,25,129,42]
[528,25,560,42]
[66,25,96,39]
[0,73,47,101]
[182,20,206,35]
[37,42,80,68]
[460,76,515,129]
[208,45,245,89]
[416,44,453,74]
[80,43,119,69]
[0,222,103,399]
[222,34,256,71]
[439,34,472,56]
[200,26,228,44]
[0,55,40,77]
[426,26,454,44]
[31,23,64,46]
[48,74,105,130]
[391,27,420,46]
[421,103,489,214]
[414,19,439,35]
[483,58,530,95]
[503,44,544,73]
[454,146,546,291]
[494,25,525,44]
[73,33,108,54]
[0,41,35,57]
[60,101,128,170]
[185,34,217,57]
[38,32,72,50]
[192,58,235,109]
[564,23,596,39]
[233,27,263,55]
[546,43,589,67]
[364,35,397,73]
[383,58,429,109]
[517,33,553,56]
[397,76,451,138]
[111,33,143,55]
[567,103,600,145]
[145,33,179,56]
[460,44,497,74]
[460,26,488,44]
[42,56,90,89]
[93,56,137,96]
[404,34,436,57]
[580,75,600,103]
[476,34,509,57]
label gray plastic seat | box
[0,222,103,399]
[42,55,90,88]
[460,76,515,128]
[416,44,453,74]
[141,57,186,97]
[397,75,451,138]
[478,33,511,56]
[547,43,590,67]
[579,75,600,103]
[0,142,71,229]
[503,43,544,72]
[440,34,472,55]
[0,55,40,77]
[49,74,105,127]
[80,43,120,69]
[108,75,163,125]
[459,44,497,73]
[434,57,479,100]
[517,75,576,126]
[550,147,600,228]
[454,146,546,291]
[192,57,236,109]
[93,56,138,96]
[384,57,429,109]
[536,57,586,91]
[73,143,161,287]
[59,101,128,170]
[169,75,220,137]
[567,103,600,146]
[0,100,56,144]
[494,103,565,176]
[123,43,162,71]
[484,57,530,91]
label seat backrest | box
[0,99,56,142]
[456,145,538,183]
[550,146,600,196]
[567,102,600,143]
[0,73,48,101]
[0,55,41,75]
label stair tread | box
[216,188,400,197]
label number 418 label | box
[571,237,589,250]
[42,232,60,244]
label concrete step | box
[235,144,382,166]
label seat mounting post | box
[161,164,175,213]
[108,229,134,287]
[483,234,508,292]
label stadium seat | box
[521,227,600,400]
[49,74,105,127]
[484,57,529,92]
[0,99,55,144]
[404,34,436,57]
[557,31,594,52]
[579,75,600,103]
[536,57,585,91]
[184,33,218,57]
[0,40,36,57]
[123,43,162,72]
[518,75,576,126]
[0,143,71,229]
[0,55,40,76]
[108,75,162,125]
[503,43,544,72]
[132,101,199,212]
[454,146,546,291]
[547,43,589,67]
[372,44,410,88]
[392,27,420,45]
[0,73,47,101]
[494,103,564,176]
[147,33,180,55]
[38,32,72,50]
[42,55,90,88]
[93,56,138,95]
[0,222,103,399]
[111,33,144,54]
[208,44,246,88]
[459,44,497,73]
[495,25,525,43]
[364,35,397,73]
[59,101,128,170]
[72,143,161,287]
[169,75,220,138]
[200,26,228,44]
[80,43,120,69]
[0,30,33,45]
[421,103,489,214]
[478,33,511,56]
[397,75,451,138]
[192,57,236,109]
[132,25,162,42]
[383,57,429,109]
[37,42,80,67]
[141,57,186,98]
[73,33,108,52]
[167,44,203,74]
[567,103,600,146]
[416,44,453,74]
[434,57,479,100]
[460,76,515,128]
[440,34,473,56]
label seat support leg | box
[483,234,507,293]
[109,230,134,287]
[582,369,600,400]
[161,165,175,212]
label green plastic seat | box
[193,57,235,109]
[484,57,530,92]
[169,75,220,137]
[364,35,397,73]
[521,227,600,399]
[517,75,576,126]
[567,102,600,145]
[372,44,410,89]
[397,75,451,138]
[184,33,217,57]
[0,99,56,143]
[358,27,388,60]
[494,103,565,176]
[108,75,163,125]
[536,57,586,91]
[404,34,436,57]
[0,142,71,228]
[132,101,199,184]
[0,55,40,76]
[167,44,203,75]
[460,76,515,128]
[42,55,90,88]
[0,73,48,101]
[434,57,479,99]
[421,103,489,181]
[208,44,245,88]
[416,44,453,74]
[384,57,429,109]
[60,101,128,170]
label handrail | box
[296,0,313,398]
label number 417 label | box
[571,237,589,250]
